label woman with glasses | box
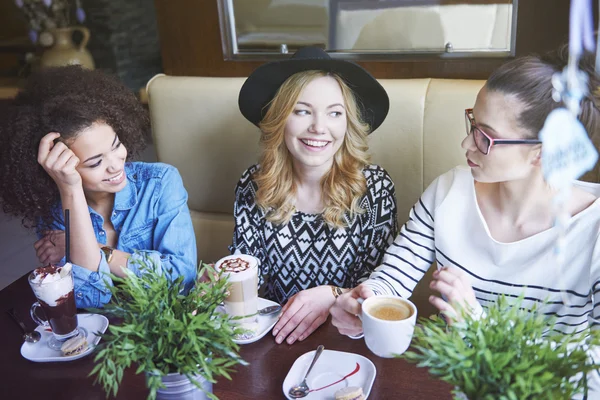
[330,48,600,374]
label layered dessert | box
[61,334,88,357]
[29,264,78,336]
[216,255,259,338]
[335,386,365,400]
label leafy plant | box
[402,295,600,400]
[89,256,246,400]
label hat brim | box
[238,58,389,134]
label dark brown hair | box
[0,66,149,230]
[486,47,600,142]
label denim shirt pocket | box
[120,220,155,250]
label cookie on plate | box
[335,386,365,400]
[61,335,88,357]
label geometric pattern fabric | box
[231,164,398,304]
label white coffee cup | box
[360,295,417,358]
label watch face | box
[332,286,343,298]
[102,247,113,262]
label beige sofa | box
[146,76,598,314]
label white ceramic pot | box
[147,372,213,400]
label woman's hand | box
[37,132,82,190]
[272,286,337,345]
[330,284,374,337]
[198,263,217,283]
[429,266,480,325]
[33,230,66,265]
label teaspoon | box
[288,344,325,398]
[7,309,41,343]
[258,304,282,316]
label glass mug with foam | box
[28,263,84,350]
[215,254,260,340]
[358,295,417,358]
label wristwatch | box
[101,246,115,263]
[331,286,344,299]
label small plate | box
[235,297,281,345]
[218,297,281,345]
[20,313,109,362]
[282,349,376,400]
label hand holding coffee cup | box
[359,296,417,358]
[331,286,417,357]
[330,284,374,337]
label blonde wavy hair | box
[254,70,371,228]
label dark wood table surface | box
[0,273,452,399]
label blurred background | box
[0,0,585,289]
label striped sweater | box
[365,167,600,336]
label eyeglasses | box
[464,109,542,155]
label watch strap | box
[331,285,344,299]
[101,246,114,263]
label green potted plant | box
[402,295,600,400]
[89,255,246,400]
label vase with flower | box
[14,0,95,69]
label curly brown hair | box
[0,66,149,230]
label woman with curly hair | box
[232,47,398,344]
[0,66,197,308]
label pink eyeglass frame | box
[465,108,542,155]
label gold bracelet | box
[331,285,344,299]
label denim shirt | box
[39,162,197,308]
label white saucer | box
[20,313,109,362]
[218,297,281,345]
[282,349,376,400]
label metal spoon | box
[219,303,282,316]
[258,304,282,316]
[7,309,41,343]
[288,345,325,398]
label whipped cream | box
[216,255,257,282]
[30,263,74,306]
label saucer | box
[235,297,280,345]
[21,313,109,362]
[217,297,281,345]
[282,349,376,400]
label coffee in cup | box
[28,263,83,350]
[369,301,414,321]
[215,255,259,339]
[360,296,417,358]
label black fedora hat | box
[238,46,389,134]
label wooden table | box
[0,77,21,102]
[0,273,452,399]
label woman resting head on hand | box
[232,46,398,345]
[0,66,197,308]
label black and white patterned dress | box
[230,164,398,304]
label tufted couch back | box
[146,76,599,314]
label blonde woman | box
[232,47,398,345]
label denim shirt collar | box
[114,163,138,211]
